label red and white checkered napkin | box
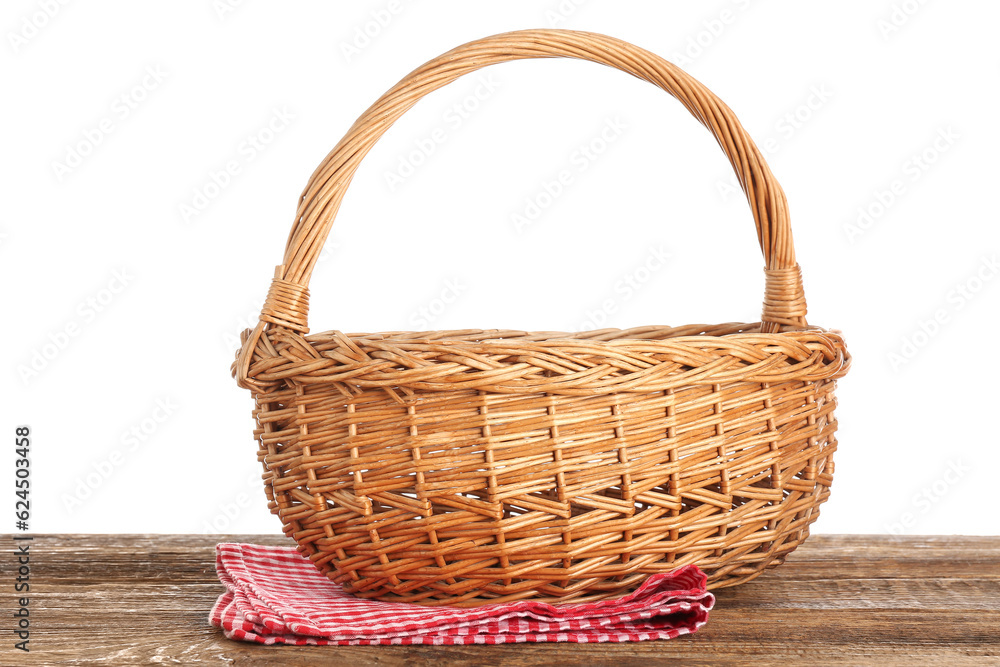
[209,543,714,646]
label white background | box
[2,0,998,536]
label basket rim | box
[309,322,845,345]
[235,321,850,395]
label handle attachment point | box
[261,267,310,333]
[762,264,807,331]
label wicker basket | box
[233,29,850,607]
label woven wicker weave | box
[233,29,850,607]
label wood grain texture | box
[6,534,999,666]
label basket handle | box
[255,29,807,339]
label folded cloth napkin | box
[210,543,714,645]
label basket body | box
[246,323,847,605]
[233,29,852,606]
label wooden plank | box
[6,534,999,666]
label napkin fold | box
[210,543,714,645]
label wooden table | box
[11,534,999,665]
